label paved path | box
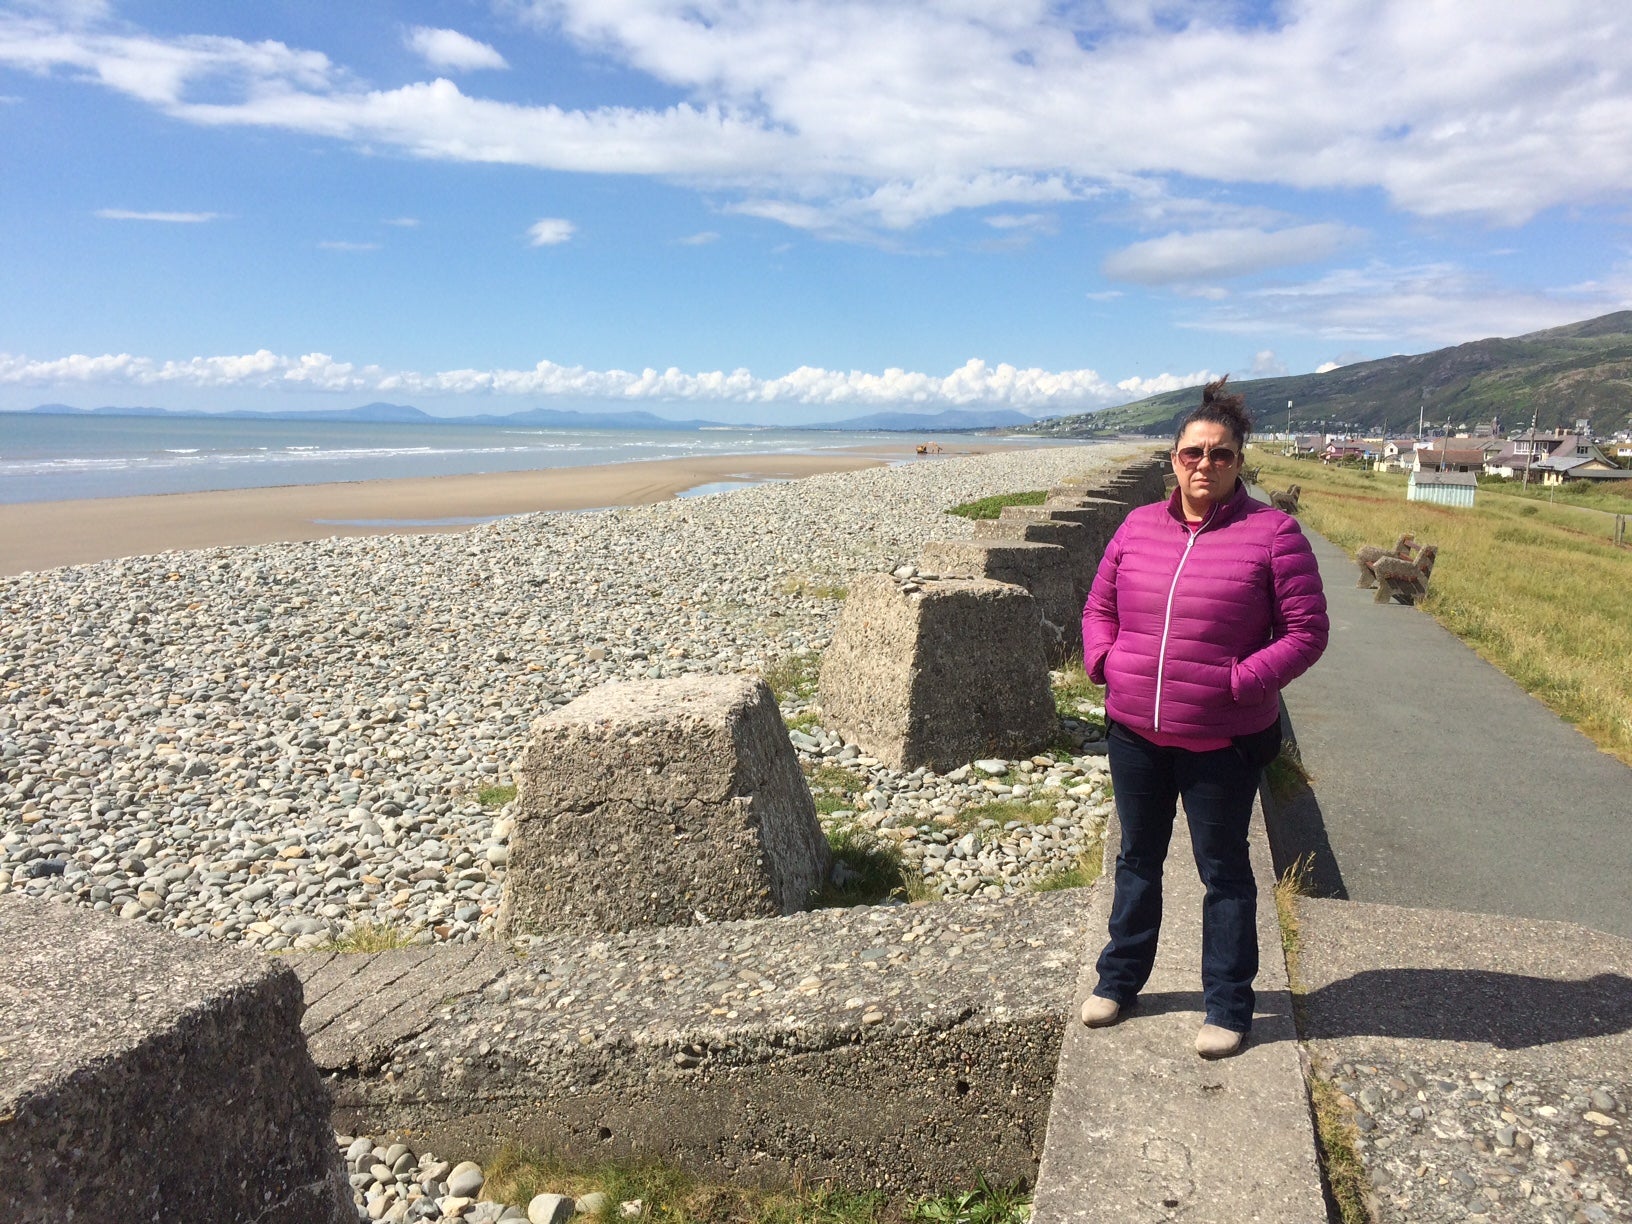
[1031,805,1326,1223]
[1273,525,1632,940]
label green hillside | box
[1024,311,1632,438]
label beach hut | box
[1408,469,1477,508]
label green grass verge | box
[945,490,1048,520]
[1032,847,1104,893]
[482,1150,1028,1223]
[813,825,910,908]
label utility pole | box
[1522,407,1537,488]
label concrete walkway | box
[1031,805,1326,1223]
[1272,525,1632,941]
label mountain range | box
[1018,311,1632,438]
[18,402,1035,433]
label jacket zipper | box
[1152,511,1214,731]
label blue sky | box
[2,0,1630,424]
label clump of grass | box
[808,763,866,817]
[323,920,418,953]
[478,783,518,808]
[814,825,909,907]
[1263,741,1312,805]
[483,1149,1021,1222]
[1050,660,1106,728]
[1273,853,1313,978]
[787,711,823,735]
[764,651,823,702]
[957,798,1059,828]
[1307,1065,1375,1224]
[907,1175,1031,1224]
[946,490,1048,520]
[1033,844,1105,893]
[779,575,849,600]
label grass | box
[813,825,911,907]
[779,575,850,600]
[478,783,518,808]
[1273,856,1373,1224]
[764,651,823,703]
[956,798,1059,828]
[322,920,418,953]
[807,762,866,816]
[945,490,1048,520]
[1263,741,1313,805]
[1032,846,1104,893]
[1307,1067,1375,1224]
[1254,451,1632,765]
[787,711,823,736]
[481,1149,1028,1223]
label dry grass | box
[1255,452,1632,765]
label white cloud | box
[383,216,419,227]
[1103,225,1364,285]
[1084,290,1124,302]
[0,349,1205,411]
[1178,259,1632,347]
[1314,361,1341,374]
[1250,350,1288,377]
[676,230,719,245]
[5,4,1632,235]
[404,27,507,72]
[526,217,576,246]
[318,240,380,251]
[95,208,220,222]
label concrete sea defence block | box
[972,518,1098,628]
[502,675,830,936]
[0,895,350,1224]
[319,889,1089,1197]
[999,501,1129,569]
[818,573,1055,772]
[917,538,1079,660]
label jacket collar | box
[1164,478,1250,531]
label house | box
[1408,470,1477,507]
[1530,455,1632,486]
[1415,444,1496,474]
[1321,441,1369,463]
[1287,434,1324,457]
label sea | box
[0,413,1042,505]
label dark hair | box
[1173,376,1252,448]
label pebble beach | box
[0,443,1134,950]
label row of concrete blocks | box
[0,454,1169,1220]
[816,453,1169,773]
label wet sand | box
[0,445,969,575]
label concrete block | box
[317,889,1089,1199]
[972,518,1099,633]
[1000,501,1128,567]
[502,675,830,936]
[0,896,350,1224]
[918,538,1079,660]
[818,572,1055,771]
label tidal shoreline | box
[0,447,935,576]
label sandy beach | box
[0,445,964,576]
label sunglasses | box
[1174,445,1240,469]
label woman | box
[1078,378,1328,1058]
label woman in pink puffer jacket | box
[1078,378,1327,1058]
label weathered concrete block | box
[999,500,1128,568]
[819,573,1055,771]
[502,675,830,935]
[972,518,1099,634]
[0,896,350,1224]
[918,538,1079,660]
[313,889,1091,1198]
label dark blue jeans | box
[1093,721,1263,1033]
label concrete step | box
[1032,801,1326,1223]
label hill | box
[1021,311,1632,437]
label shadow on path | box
[1298,969,1632,1049]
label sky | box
[2,0,1631,425]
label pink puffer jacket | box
[1081,481,1328,740]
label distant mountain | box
[803,407,1036,432]
[13,401,1039,432]
[1017,311,1632,438]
